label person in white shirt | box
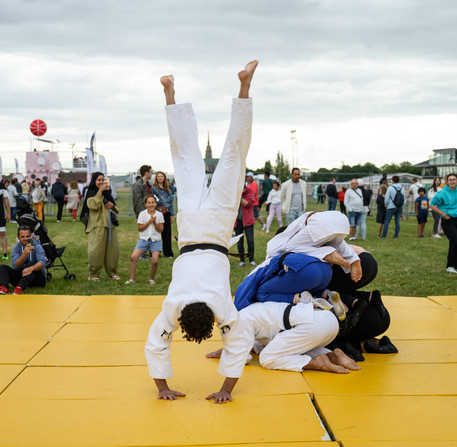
[125,195,164,285]
[344,179,364,240]
[265,181,282,233]
[145,60,258,404]
[409,177,424,201]
[206,301,360,374]
[266,210,362,284]
[281,168,307,224]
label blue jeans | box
[328,197,337,211]
[285,208,303,225]
[356,209,368,240]
[381,206,402,238]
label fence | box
[39,183,416,219]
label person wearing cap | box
[145,60,258,404]
[280,167,307,225]
[246,172,266,230]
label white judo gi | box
[238,302,339,371]
[145,98,253,380]
[266,211,359,273]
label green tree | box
[274,151,290,182]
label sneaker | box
[266,229,270,233]
[238,262,246,267]
[349,237,356,241]
[261,224,266,231]
[249,261,257,266]
[328,291,346,321]
[56,220,61,223]
[12,286,23,295]
[148,279,156,285]
[446,267,457,274]
[0,285,10,294]
[433,234,442,239]
[88,276,100,282]
[110,275,121,280]
[124,279,135,285]
[2,254,8,260]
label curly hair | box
[178,302,215,343]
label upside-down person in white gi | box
[145,60,259,404]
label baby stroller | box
[17,211,76,281]
[15,195,34,221]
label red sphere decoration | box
[30,119,47,136]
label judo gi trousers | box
[259,309,339,371]
[167,99,251,216]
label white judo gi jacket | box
[145,98,253,380]
[238,302,339,372]
[266,211,359,273]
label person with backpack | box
[380,175,405,239]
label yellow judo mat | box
[1,294,457,446]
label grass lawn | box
[3,211,454,297]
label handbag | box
[109,210,119,227]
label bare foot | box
[327,348,361,371]
[303,354,349,374]
[206,348,223,359]
[238,60,258,98]
[160,75,175,105]
[323,250,351,269]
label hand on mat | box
[158,388,186,400]
[206,390,232,404]
[206,348,222,358]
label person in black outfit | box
[326,249,397,361]
[326,178,338,211]
[51,178,68,222]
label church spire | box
[205,132,212,159]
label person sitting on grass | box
[415,187,429,238]
[125,195,164,286]
[0,226,46,295]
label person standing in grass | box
[430,173,457,274]
[376,184,387,238]
[265,180,282,233]
[428,176,442,238]
[80,172,120,282]
[153,171,175,258]
[125,195,164,285]
[415,187,429,238]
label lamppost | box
[290,130,297,168]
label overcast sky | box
[1,0,457,176]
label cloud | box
[1,0,457,174]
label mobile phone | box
[27,238,33,245]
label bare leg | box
[327,348,361,371]
[129,248,143,281]
[206,348,223,359]
[160,75,175,105]
[238,60,258,98]
[323,250,350,269]
[349,226,356,239]
[0,232,7,255]
[149,251,160,280]
[303,353,349,374]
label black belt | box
[283,303,296,330]
[179,243,229,256]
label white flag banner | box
[86,148,94,183]
[0,157,2,181]
[99,155,107,177]
[14,158,19,173]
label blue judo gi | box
[234,253,332,311]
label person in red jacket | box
[235,185,256,266]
